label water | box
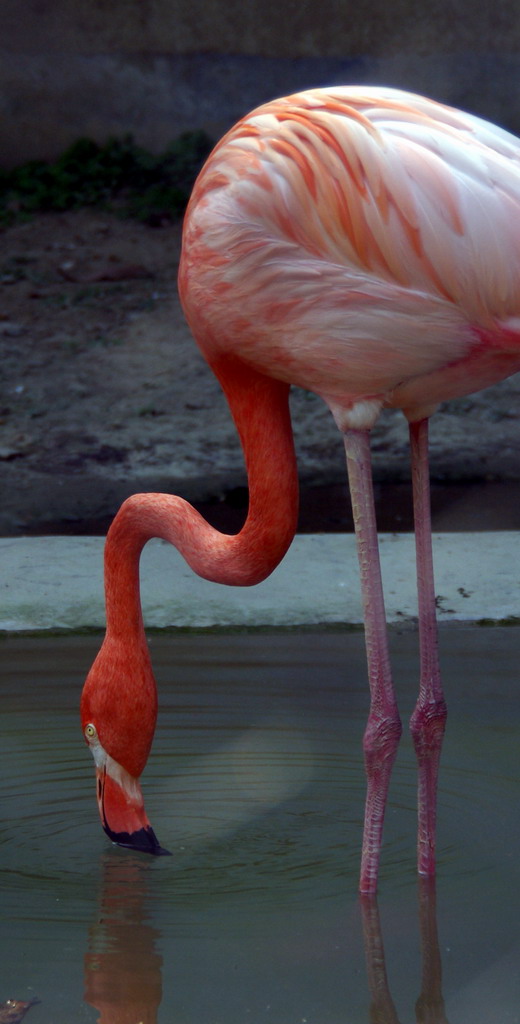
[1,629,520,1022]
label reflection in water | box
[415,880,449,1024]
[361,880,449,1024]
[2,632,519,1019]
[84,855,450,1023]
[361,895,400,1024]
[84,853,163,1024]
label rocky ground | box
[1,209,520,537]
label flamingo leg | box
[409,418,447,877]
[343,428,402,894]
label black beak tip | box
[103,823,171,856]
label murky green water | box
[1,629,520,1022]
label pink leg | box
[409,419,447,877]
[344,429,402,894]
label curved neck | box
[103,358,299,637]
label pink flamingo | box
[81,86,520,893]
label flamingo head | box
[80,635,170,856]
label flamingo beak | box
[95,766,170,856]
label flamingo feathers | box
[187,87,520,307]
[180,86,520,427]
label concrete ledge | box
[1,533,519,632]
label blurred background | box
[1,0,520,536]
[3,0,520,161]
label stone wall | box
[2,0,520,164]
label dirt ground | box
[1,209,520,536]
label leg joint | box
[363,710,402,770]
[410,699,447,755]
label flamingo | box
[81,85,520,894]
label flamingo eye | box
[85,723,97,740]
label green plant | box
[0,131,213,225]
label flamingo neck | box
[103,358,299,638]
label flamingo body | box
[82,86,520,891]
[180,86,520,426]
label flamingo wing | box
[180,87,520,420]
